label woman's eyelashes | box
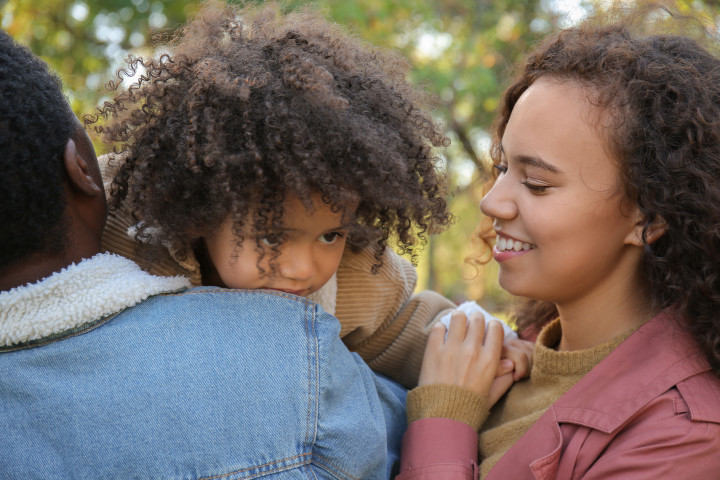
[521,180,551,193]
[493,163,551,193]
[493,163,508,175]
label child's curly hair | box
[85,1,451,270]
[488,22,720,376]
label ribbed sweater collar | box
[533,318,637,377]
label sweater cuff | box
[398,417,478,480]
[406,384,489,431]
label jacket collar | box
[0,253,189,348]
[552,310,713,432]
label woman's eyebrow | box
[500,143,564,174]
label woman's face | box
[480,77,645,307]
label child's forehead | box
[243,190,356,227]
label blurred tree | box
[3,0,719,311]
[1,0,194,114]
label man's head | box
[0,30,105,288]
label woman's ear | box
[63,137,102,196]
[625,211,667,247]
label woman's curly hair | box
[85,1,451,270]
[486,21,720,375]
[0,30,77,267]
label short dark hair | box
[86,2,452,270]
[0,30,77,267]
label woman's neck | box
[555,276,655,352]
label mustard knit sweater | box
[407,318,636,478]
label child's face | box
[480,77,644,306]
[202,192,349,296]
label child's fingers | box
[502,339,534,381]
[496,359,515,377]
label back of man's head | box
[0,30,78,267]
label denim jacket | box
[0,254,406,479]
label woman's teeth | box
[497,237,534,252]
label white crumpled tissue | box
[439,301,517,340]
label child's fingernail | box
[501,359,514,369]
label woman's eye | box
[521,181,550,193]
[319,232,345,244]
[493,163,508,175]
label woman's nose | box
[480,176,518,220]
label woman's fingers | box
[489,372,514,406]
[426,320,447,352]
[417,312,528,403]
[446,310,469,344]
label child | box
[399,15,720,479]
[88,1,464,389]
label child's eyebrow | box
[500,143,564,175]
[282,223,352,234]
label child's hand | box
[418,311,514,408]
[502,337,534,381]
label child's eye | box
[261,234,282,247]
[493,163,508,175]
[319,232,345,245]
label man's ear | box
[63,137,102,196]
[625,210,667,247]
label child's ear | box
[625,209,667,247]
[63,137,102,196]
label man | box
[0,30,404,479]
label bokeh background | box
[3,0,719,315]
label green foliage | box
[1,0,193,114]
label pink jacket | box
[398,311,720,479]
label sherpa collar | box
[0,253,190,347]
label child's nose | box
[480,176,517,220]
[279,248,314,281]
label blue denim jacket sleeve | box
[0,288,407,480]
[312,306,407,479]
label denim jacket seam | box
[0,311,121,352]
[198,453,313,479]
[312,453,362,480]
[305,301,317,447]
[163,288,316,307]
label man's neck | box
[0,248,100,292]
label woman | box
[398,19,720,479]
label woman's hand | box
[418,311,517,407]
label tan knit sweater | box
[99,156,455,388]
[406,318,636,477]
